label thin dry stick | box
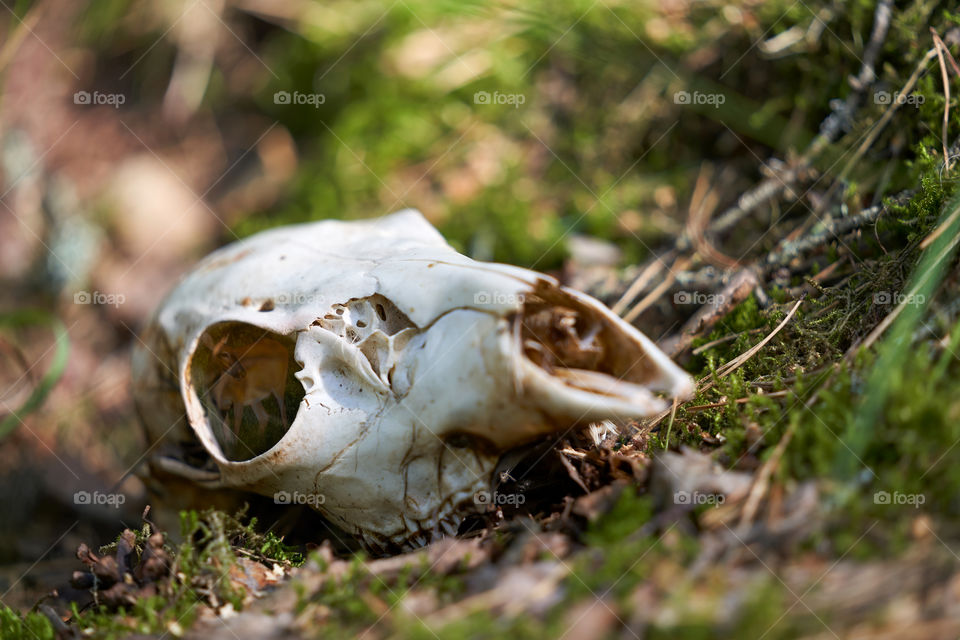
[835,46,940,185]
[622,256,691,323]
[685,390,789,412]
[685,163,715,243]
[763,198,900,266]
[662,397,679,449]
[681,0,893,247]
[932,29,952,172]
[691,168,802,248]
[713,298,805,379]
[612,251,673,316]
[638,298,805,435]
[816,0,893,150]
[920,203,960,250]
[661,268,759,357]
[687,164,740,269]
[691,328,765,355]
[933,31,960,78]
[810,258,846,282]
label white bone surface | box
[132,210,694,550]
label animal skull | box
[132,210,693,551]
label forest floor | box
[3,1,960,638]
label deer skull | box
[132,210,693,551]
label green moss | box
[69,508,302,639]
[72,596,199,640]
[0,606,56,640]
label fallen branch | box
[622,256,690,323]
[762,195,909,267]
[661,268,759,356]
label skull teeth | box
[358,494,475,553]
[440,518,458,535]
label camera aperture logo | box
[73,90,125,108]
[674,90,725,107]
[473,290,525,306]
[872,291,925,306]
[274,292,325,305]
[274,90,325,108]
[674,291,725,305]
[474,490,525,506]
[674,490,725,506]
[74,490,126,508]
[873,490,924,507]
[874,90,923,107]
[74,290,126,307]
[473,91,526,108]
[274,490,325,506]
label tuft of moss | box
[0,606,56,640]
[71,508,302,639]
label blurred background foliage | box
[41,0,942,270]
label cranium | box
[132,210,693,551]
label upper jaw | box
[355,284,696,551]
[358,482,486,554]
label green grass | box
[0,311,70,441]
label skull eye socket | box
[190,322,304,461]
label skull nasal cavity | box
[315,295,417,389]
[517,299,605,372]
[515,287,661,385]
[190,322,303,461]
[317,295,415,339]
